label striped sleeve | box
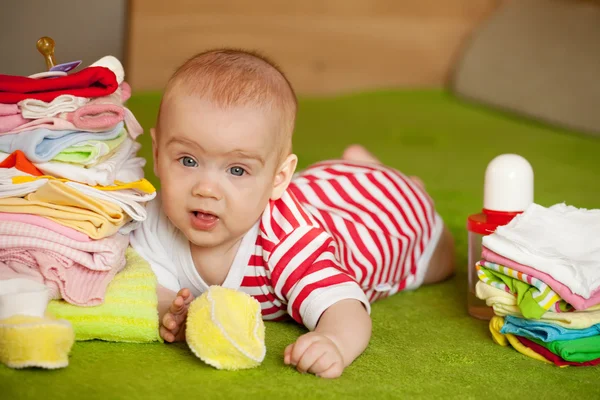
[266,224,371,331]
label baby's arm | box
[157,285,194,342]
[284,299,372,378]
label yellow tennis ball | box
[186,285,266,370]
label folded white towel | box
[90,55,125,85]
[19,95,89,119]
[483,203,600,299]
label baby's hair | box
[162,48,297,155]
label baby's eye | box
[178,156,197,168]
[229,166,246,176]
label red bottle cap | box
[467,209,521,236]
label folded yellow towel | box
[46,247,161,343]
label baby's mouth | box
[192,211,218,220]
[190,210,219,231]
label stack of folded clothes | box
[0,56,156,308]
[475,202,600,367]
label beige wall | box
[126,0,503,95]
[0,0,127,77]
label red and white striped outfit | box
[130,161,443,331]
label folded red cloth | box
[0,150,43,176]
[0,67,118,104]
[516,336,600,367]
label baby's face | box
[154,96,284,250]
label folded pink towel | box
[0,103,29,132]
[66,83,142,138]
[0,104,19,116]
[0,212,91,242]
[0,249,123,306]
[64,103,124,131]
[0,221,127,272]
[0,113,30,132]
[121,81,132,102]
[0,115,106,135]
[482,246,600,310]
[0,220,128,306]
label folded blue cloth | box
[501,315,600,342]
[0,121,124,163]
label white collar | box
[180,220,260,294]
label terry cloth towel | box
[482,202,600,299]
[0,67,118,104]
[46,247,161,343]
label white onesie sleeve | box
[129,193,182,293]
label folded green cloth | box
[47,247,162,343]
[528,335,600,363]
[52,130,126,165]
[476,261,571,319]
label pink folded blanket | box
[0,212,91,242]
[0,250,122,306]
[0,103,29,132]
[0,221,127,271]
[0,220,128,306]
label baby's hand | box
[284,332,345,379]
[160,288,194,343]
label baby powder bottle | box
[466,154,534,319]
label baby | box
[130,49,455,378]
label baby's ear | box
[270,154,298,201]
[150,128,159,177]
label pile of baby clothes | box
[0,56,156,308]
[475,202,600,367]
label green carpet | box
[2,89,600,399]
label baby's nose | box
[191,178,222,200]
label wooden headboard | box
[126,0,503,95]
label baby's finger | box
[169,296,184,314]
[290,334,320,366]
[308,352,336,376]
[283,343,294,365]
[183,294,194,305]
[162,312,178,331]
[178,288,194,303]
[316,361,344,379]
[295,342,325,373]
[160,325,175,343]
